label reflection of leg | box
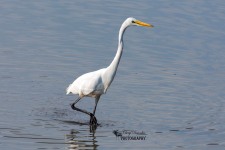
[89,123,98,133]
[71,97,91,116]
[90,113,97,125]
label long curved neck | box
[108,24,127,71]
[104,22,128,87]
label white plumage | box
[66,68,106,97]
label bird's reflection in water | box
[66,125,98,150]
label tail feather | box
[66,84,72,95]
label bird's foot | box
[90,113,98,125]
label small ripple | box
[207,143,219,145]
[155,131,163,134]
[56,119,116,128]
[1,76,13,79]
[4,135,62,141]
[208,128,216,131]
[169,129,180,132]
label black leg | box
[90,96,100,125]
[71,97,91,116]
[93,96,100,115]
[70,97,100,125]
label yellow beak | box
[134,20,154,28]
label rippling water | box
[0,0,225,149]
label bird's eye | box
[132,20,135,23]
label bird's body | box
[66,17,153,125]
[66,68,107,98]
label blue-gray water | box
[1,0,225,149]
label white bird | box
[66,17,153,125]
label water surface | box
[0,0,225,149]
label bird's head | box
[125,17,154,28]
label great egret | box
[66,17,153,125]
